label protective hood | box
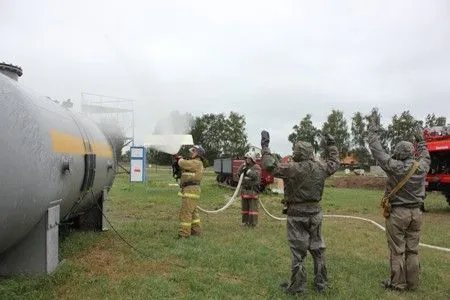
[293,141,314,162]
[392,141,414,160]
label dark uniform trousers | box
[386,206,422,290]
[241,197,259,226]
[286,211,327,293]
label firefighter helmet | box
[190,145,206,158]
[245,151,257,163]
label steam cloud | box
[150,111,194,154]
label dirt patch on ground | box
[71,239,178,281]
[56,239,186,299]
[332,176,386,190]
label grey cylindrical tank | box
[0,62,23,81]
[0,64,115,255]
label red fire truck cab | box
[423,126,450,205]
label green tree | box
[321,110,350,158]
[288,114,320,152]
[190,113,225,164]
[222,112,250,157]
[351,147,372,168]
[387,111,423,149]
[350,112,371,167]
[424,113,447,127]
[351,112,366,148]
[190,112,249,165]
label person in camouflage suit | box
[260,130,340,295]
[175,145,205,238]
[237,151,261,227]
[367,119,430,291]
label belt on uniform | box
[390,203,421,209]
[287,210,321,217]
[181,181,200,188]
[286,201,321,216]
[287,200,320,206]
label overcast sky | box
[1,0,450,155]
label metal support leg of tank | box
[101,188,109,231]
[0,200,61,275]
[77,188,107,231]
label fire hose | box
[258,198,450,253]
[192,171,450,253]
[196,173,244,213]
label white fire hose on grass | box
[259,198,450,253]
[192,173,450,253]
[196,173,244,213]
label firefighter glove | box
[367,116,382,134]
[261,130,270,148]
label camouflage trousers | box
[386,206,422,290]
[241,198,259,226]
[285,211,327,293]
[178,187,201,237]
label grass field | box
[1,167,450,299]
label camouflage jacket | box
[237,163,261,199]
[367,131,430,208]
[261,146,339,213]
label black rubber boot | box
[279,282,305,296]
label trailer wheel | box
[217,175,227,183]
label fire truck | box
[423,126,450,205]
[213,157,274,191]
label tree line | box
[140,109,447,167]
[288,108,446,167]
[146,111,250,166]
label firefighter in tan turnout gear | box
[237,151,261,227]
[260,130,340,296]
[367,118,430,291]
[175,145,205,238]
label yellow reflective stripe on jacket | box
[180,222,191,227]
[178,192,200,199]
[191,219,201,224]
